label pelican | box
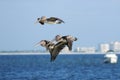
[39,40,67,61]
[35,16,64,25]
[53,35,77,51]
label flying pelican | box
[39,40,67,61]
[35,16,64,25]
[53,35,77,51]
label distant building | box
[100,43,110,53]
[75,47,96,53]
[76,47,80,52]
[113,41,120,52]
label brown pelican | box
[53,35,77,51]
[39,40,67,61]
[35,16,64,25]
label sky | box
[0,0,120,51]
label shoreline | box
[0,52,120,55]
[0,52,106,55]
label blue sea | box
[0,53,120,80]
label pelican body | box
[40,40,67,62]
[36,16,64,25]
[54,35,77,51]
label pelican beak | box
[34,42,40,47]
[34,20,39,24]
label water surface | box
[0,54,120,80]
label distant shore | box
[0,52,120,55]
[0,52,105,55]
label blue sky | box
[0,0,120,51]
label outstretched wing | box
[46,43,55,57]
[66,36,77,51]
[51,41,66,61]
[47,17,57,21]
[48,17,65,23]
[67,39,73,51]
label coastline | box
[0,52,119,55]
[0,52,106,55]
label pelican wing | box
[47,43,55,55]
[47,17,57,21]
[48,17,64,23]
[50,41,66,61]
[67,39,73,51]
[54,17,65,23]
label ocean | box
[0,53,120,80]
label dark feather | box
[67,40,73,51]
[39,21,44,25]
[40,40,67,62]
[50,41,67,61]
[47,17,58,21]
[61,36,72,51]
[54,17,65,23]
[47,17,64,23]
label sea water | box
[0,54,120,80]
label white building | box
[75,47,96,53]
[100,43,110,53]
[76,47,80,52]
[113,41,120,52]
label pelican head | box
[40,16,47,20]
[37,16,47,21]
[40,40,47,47]
[74,37,77,41]
[35,16,47,25]
[55,35,62,41]
[67,35,77,41]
